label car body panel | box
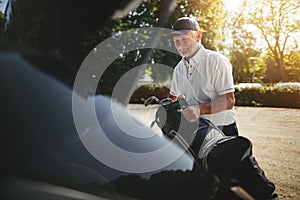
[0,50,217,199]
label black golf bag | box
[145,96,276,200]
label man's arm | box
[168,94,178,101]
[200,92,235,115]
[181,92,235,123]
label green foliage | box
[235,87,264,107]
[235,86,300,108]
[2,0,229,98]
[285,50,300,81]
[4,0,48,48]
[0,12,5,33]
[87,0,182,96]
[130,84,300,108]
[5,0,298,99]
[93,0,227,96]
[232,0,300,82]
[263,52,282,83]
[231,51,263,83]
[225,2,267,83]
[3,0,134,70]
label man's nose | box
[176,40,184,48]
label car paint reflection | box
[0,50,215,199]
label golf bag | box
[145,96,276,200]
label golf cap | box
[171,17,200,35]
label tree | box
[285,50,300,81]
[3,0,133,69]
[263,52,282,83]
[238,0,300,81]
[225,10,262,83]
[0,12,5,33]
[85,0,180,99]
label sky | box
[0,0,9,14]
[223,0,243,11]
[222,0,300,51]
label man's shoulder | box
[204,49,231,67]
[174,59,185,70]
[205,48,226,60]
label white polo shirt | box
[170,45,236,126]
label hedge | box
[130,84,170,104]
[234,87,300,108]
[130,84,300,108]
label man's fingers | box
[177,109,183,113]
[189,118,197,123]
[178,106,198,123]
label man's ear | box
[196,30,202,42]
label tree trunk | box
[279,52,288,81]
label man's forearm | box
[199,92,235,115]
[169,94,178,101]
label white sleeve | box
[170,67,181,97]
[212,56,235,95]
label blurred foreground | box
[128,105,300,200]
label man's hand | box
[178,105,200,123]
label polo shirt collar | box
[182,45,206,67]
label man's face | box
[173,31,201,58]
